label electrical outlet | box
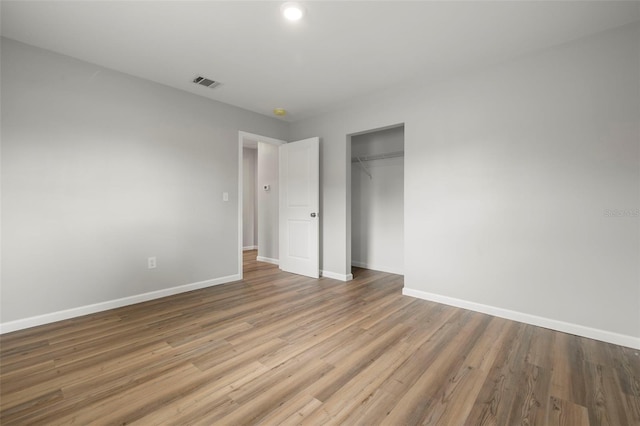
[223,192,229,202]
[148,257,157,269]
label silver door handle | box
[310,212,317,218]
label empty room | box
[1,1,639,425]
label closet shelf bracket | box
[356,157,372,179]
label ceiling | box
[1,1,639,122]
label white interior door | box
[279,137,320,278]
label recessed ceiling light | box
[273,108,287,117]
[281,2,304,21]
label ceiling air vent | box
[193,76,221,89]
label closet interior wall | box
[351,126,405,275]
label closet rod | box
[350,150,404,163]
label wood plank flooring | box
[1,250,638,425]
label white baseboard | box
[256,256,279,265]
[243,246,258,251]
[0,274,241,335]
[402,287,640,350]
[253,259,352,282]
[253,256,351,282]
[321,270,353,282]
[351,260,404,275]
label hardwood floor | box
[1,250,638,425]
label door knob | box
[310,212,317,218]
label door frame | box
[237,131,286,278]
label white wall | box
[0,38,288,326]
[351,127,404,274]
[291,23,640,346]
[257,141,279,261]
[242,147,258,249]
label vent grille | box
[193,76,221,89]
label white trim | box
[253,257,352,282]
[256,256,279,265]
[351,261,404,276]
[239,131,288,148]
[243,245,258,251]
[0,274,241,335]
[238,133,244,280]
[402,287,640,350]
[321,270,353,282]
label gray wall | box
[242,147,258,248]
[2,23,639,343]
[351,127,404,274]
[0,38,288,323]
[291,23,640,340]
[257,141,280,261]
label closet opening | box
[348,124,404,277]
